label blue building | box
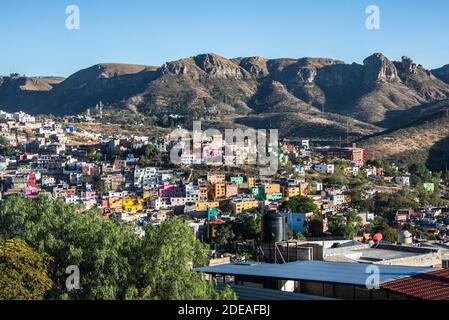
[283,212,307,234]
[63,125,76,133]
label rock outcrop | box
[1,52,449,131]
[362,53,400,85]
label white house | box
[314,164,335,175]
[395,176,411,186]
[331,194,346,206]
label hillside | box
[360,102,449,170]
[1,53,449,138]
[432,64,449,84]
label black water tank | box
[262,212,287,242]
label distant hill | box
[360,101,449,170]
[1,53,449,139]
[432,64,449,85]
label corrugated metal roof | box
[220,284,336,300]
[381,269,449,300]
[196,261,436,286]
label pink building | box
[81,191,98,201]
[25,187,40,199]
[159,182,175,198]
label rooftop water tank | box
[262,212,287,243]
[398,230,413,245]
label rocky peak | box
[277,58,344,86]
[401,56,418,74]
[363,53,400,84]
[161,59,195,77]
[192,53,250,79]
[234,56,269,77]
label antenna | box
[346,120,350,144]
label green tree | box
[328,210,362,239]
[0,136,9,146]
[283,196,318,214]
[0,238,53,300]
[0,196,139,300]
[374,190,418,221]
[136,144,160,165]
[0,197,235,300]
[215,224,235,247]
[131,218,236,300]
[350,189,375,212]
[366,217,399,243]
[409,163,433,186]
[307,215,324,237]
[232,214,262,242]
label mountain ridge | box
[1,52,449,133]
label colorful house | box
[252,186,265,200]
[231,198,259,214]
[266,192,283,202]
[230,176,244,185]
[122,197,144,213]
[159,182,175,198]
[264,183,281,195]
[247,177,256,188]
[24,187,40,199]
[196,201,219,212]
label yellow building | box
[282,186,300,199]
[122,197,144,213]
[195,201,219,212]
[247,177,256,188]
[231,199,259,214]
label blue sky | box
[0,0,448,77]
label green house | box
[230,176,244,185]
[252,186,265,200]
[207,208,218,221]
[423,183,435,192]
[266,192,283,201]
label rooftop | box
[219,284,336,300]
[381,269,449,300]
[325,247,419,263]
[196,261,436,286]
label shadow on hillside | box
[427,135,449,171]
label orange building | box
[108,196,123,211]
[199,185,209,201]
[247,177,256,188]
[212,183,226,199]
[264,183,281,195]
[196,201,219,212]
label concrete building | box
[197,260,438,300]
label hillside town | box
[1,109,449,300]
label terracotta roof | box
[381,269,449,300]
